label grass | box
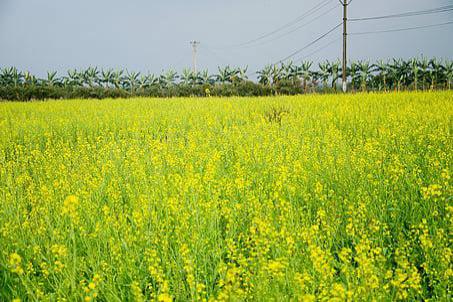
[0,91,452,301]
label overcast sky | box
[0,0,452,76]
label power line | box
[238,3,339,49]
[293,37,342,62]
[350,21,453,35]
[349,5,453,22]
[227,0,334,48]
[273,22,342,65]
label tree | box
[374,60,389,92]
[444,60,453,90]
[347,61,359,92]
[318,61,330,90]
[409,58,420,90]
[257,65,272,86]
[328,60,341,91]
[300,61,313,93]
[357,61,372,92]
[160,69,178,87]
[124,71,140,91]
[418,56,430,91]
[101,69,114,88]
[43,71,60,87]
[112,70,124,89]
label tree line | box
[0,57,451,101]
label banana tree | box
[389,59,408,91]
[64,69,82,87]
[83,67,99,87]
[43,71,60,87]
[101,69,114,88]
[112,70,124,89]
[428,58,443,90]
[217,66,234,84]
[237,66,249,82]
[300,61,312,93]
[374,60,389,92]
[409,58,420,90]
[23,71,38,87]
[347,61,360,92]
[257,65,272,86]
[180,68,193,85]
[329,60,341,91]
[318,61,330,90]
[138,74,152,90]
[124,71,140,91]
[279,62,294,82]
[418,57,429,91]
[357,61,373,92]
[445,60,453,90]
[0,67,23,87]
[271,64,283,87]
[289,63,304,86]
[199,70,215,85]
[159,69,178,87]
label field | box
[0,92,452,301]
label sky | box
[0,0,452,77]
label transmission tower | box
[190,41,200,73]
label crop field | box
[0,91,452,301]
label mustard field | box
[1,92,452,301]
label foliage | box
[1,57,451,101]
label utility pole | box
[339,0,352,92]
[190,41,200,73]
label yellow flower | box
[9,253,24,275]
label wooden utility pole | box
[190,41,200,73]
[340,0,352,92]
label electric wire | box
[293,37,342,62]
[349,5,453,21]
[350,21,453,35]
[273,22,342,64]
[238,3,340,49]
[225,0,334,48]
